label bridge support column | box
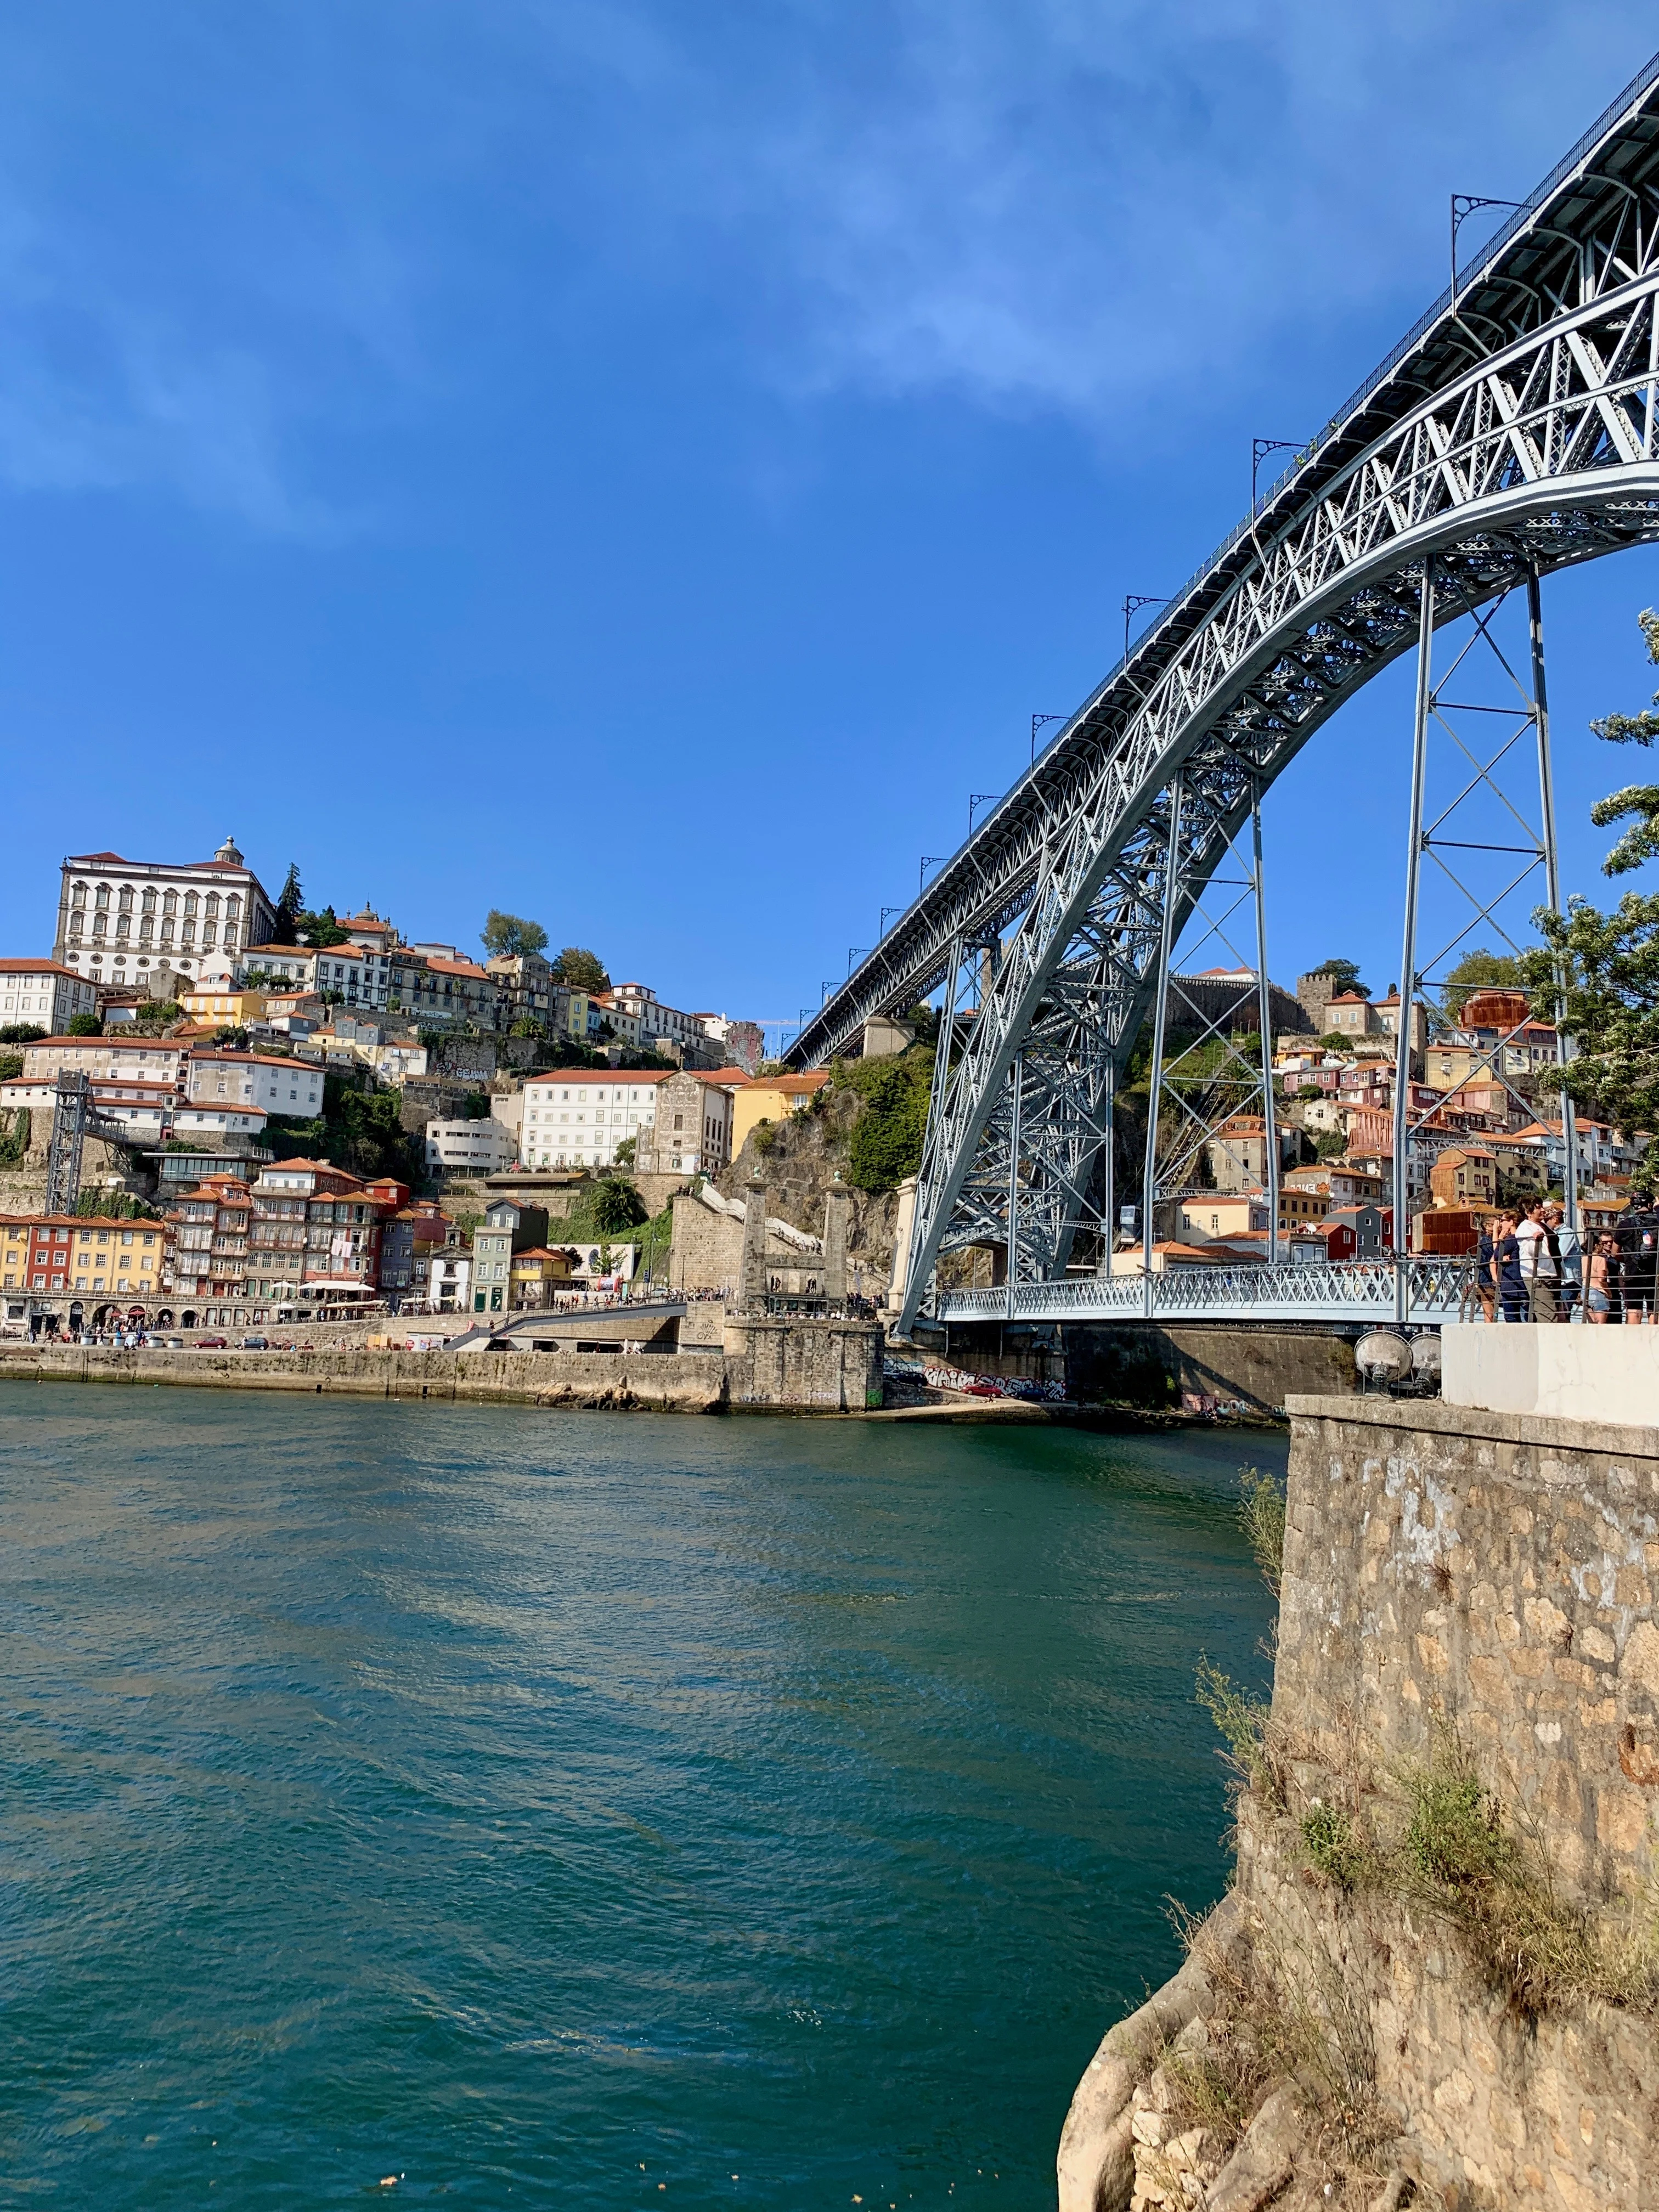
[1142,776,1184,1317]
[1394,560,1435,1321]
[1528,566,1581,1243]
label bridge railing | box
[934,1257,1476,1326]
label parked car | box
[194,1335,229,1349]
[239,1335,269,1350]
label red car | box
[193,1335,229,1350]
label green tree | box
[481,910,549,960]
[0,1023,46,1045]
[1589,608,1659,874]
[295,905,349,946]
[1438,947,1522,1021]
[271,864,304,945]
[837,1051,933,1193]
[590,1178,648,1233]
[1311,957,1368,997]
[67,1012,102,1036]
[550,947,611,994]
[613,1136,636,1167]
[1520,893,1659,1192]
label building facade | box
[470,1199,550,1315]
[630,1071,734,1177]
[0,960,99,1034]
[55,839,276,995]
[520,1074,665,1169]
[425,1117,517,1177]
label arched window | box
[183,892,198,917]
[225,894,241,920]
[118,885,133,911]
[94,885,110,910]
[162,890,178,914]
[142,888,156,913]
[71,881,87,909]
[205,892,220,918]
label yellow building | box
[509,1247,577,1307]
[730,1069,832,1156]
[178,986,269,1024]
[0,1215,166,1298]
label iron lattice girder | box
[792,228,1659,1077]
[888,304,1659,1323]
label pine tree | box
[272,864,303,945]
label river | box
[1,1385,1279,2207]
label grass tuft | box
[1238,1464,1286,1596]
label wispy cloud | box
[0,1,1650,526]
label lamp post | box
[1030,713,1064,765]
[1122,595,1169,662]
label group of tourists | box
[1475,1201,1658,1324]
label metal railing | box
[935,1257,1475,1328]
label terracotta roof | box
[424,957,492,980]
[0,959,87,979]
[0,1212,162,1229]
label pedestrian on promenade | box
[1494,1214,1527,1323]
[1474,1215,1498,1323]
[1516,1200,1559,1323]
[1587,1235,1617,1323]
[1548,1204,1581,1321]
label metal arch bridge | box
[785,50,1659,1335]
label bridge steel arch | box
[783,54,1659,1331]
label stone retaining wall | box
[1280,1392,1659,1903]
[0,1342,727,1413]
[1059,1392,1659,2210]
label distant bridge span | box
[785,53,1659,1332]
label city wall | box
[1059,1392,1659,2210]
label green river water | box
[0,1385,1279,2207]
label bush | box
[0,1023,46,1045]
[833,1049,933,1193]
[1300,1802,1369,1891]
[67,1013,103,1036]
[590,1178,647,1233]
[1238,1465,1286,1596]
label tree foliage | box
[258,1070,422,1183]
[834,1050,933,1192]
[1438,946,1522,1020]
[1311,957,1368,997]
[549,947,611,994]
[590,1177,648,1233]
[481,910,549,959]
[1589,608,1659,875]
[1519,893,1659,1190]
[67,1013,103,1036]
[295,904,349,947]
[0,1023,46,1045]
[271,865,304,945]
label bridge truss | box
[784,52,1659,1331]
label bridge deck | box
[935,1259,1474,1329]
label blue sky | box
[3,2,1659,1030]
